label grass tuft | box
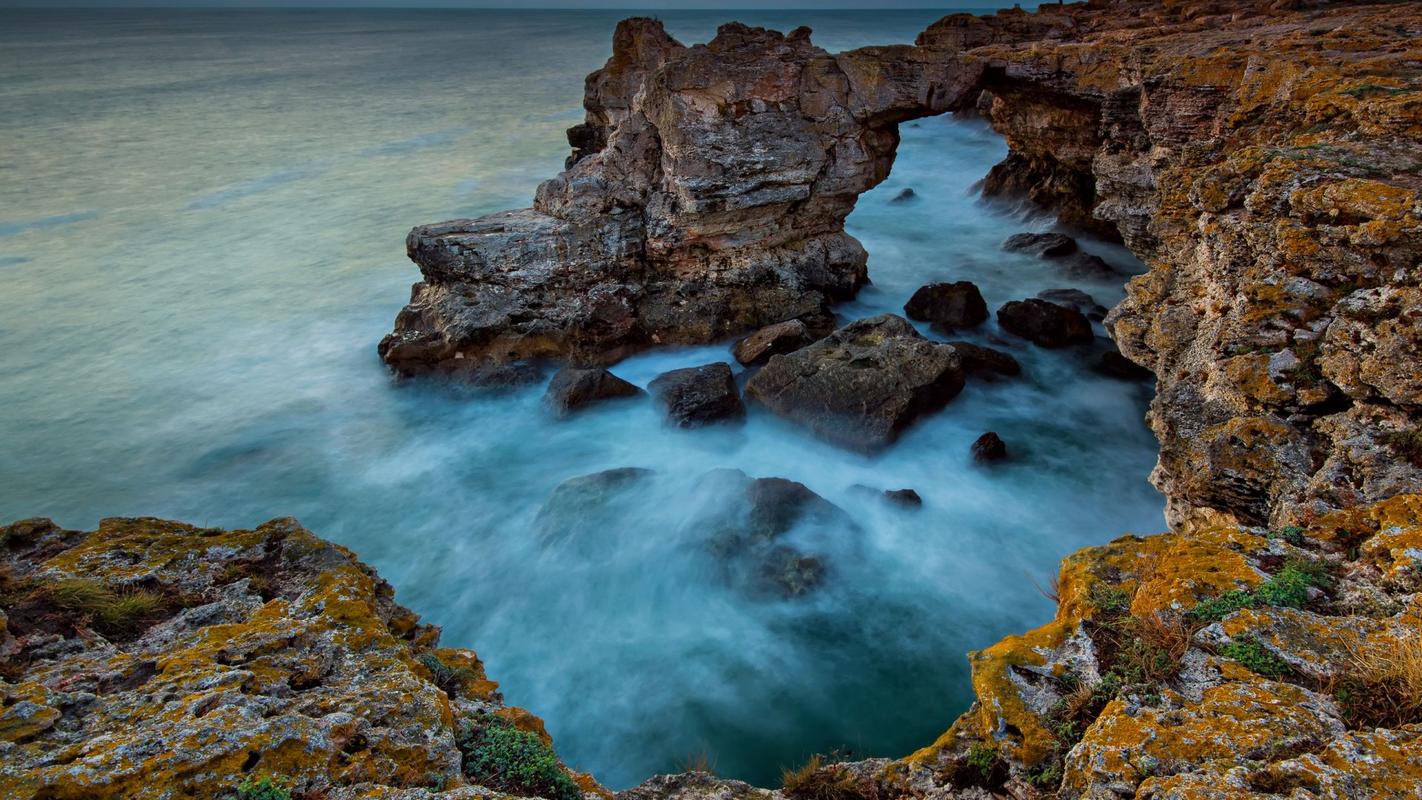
[781,755,861,800]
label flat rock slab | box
[745,314,965,452]
[732,319,815,366]
[649,362,745,427]
[998,298,1095,348]
[904,281,988,331]
[544,367,642,417]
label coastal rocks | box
[745,314,965,451]
[1002,232,1076,258]
[970,432,1007,462]
[535,467,653,546]
[649,363,745,427]
[944,341,1021,379]
[996,298,1094,348]
[902,281,987,332]
[1096,349,1153,381]
[1037,288,1107,322]
[890,188,918,204]
[544,367,642,416]
[382,17,969,378]
[732,319,815,366]
[0,516,590,800]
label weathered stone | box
[903,281,988,331]
[890,187,918,204]
[731,319,814,366]
[970,431,1007,462]
[1096,350,1153,381]
[544,367,642,417]
[884,488,923,508]
[997,298,1094,348]
[1002,231,1076,258]
[649,363,745,427]
[535,467,654,545]
[1037,287,1107,321]
[745,314,966,451]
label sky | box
[0,0,1027,7]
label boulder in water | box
[745,314,965,451]
[971,432,1008,463]
[649,363,745,427]
[535,467,654,546]
[1003,232,1077,258]
[544,367,642,417]
[1037,288,1108,321]
[945,341,1022,379]
[1097,350,1154,381]
[903,281,988,332]
[997,299,1094,348]
[890,187,918,204]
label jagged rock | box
[997,298,1094,348]
[618,771,775,800]
[745,314,966,451]
[1037,288,1107,321]
[945,341,1021,378]
[544,367,642,416]
[903,281,988,332]
[1002,231,1076,258]
[890,187,918,203]
[970,432,1007,462]
[732,319,814,366]
[649,363,745,427]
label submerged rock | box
[997,298,1094,348]
[883,488,924,508]
[732,319,814,366]
[1003,231,1077,258]
[890,187,918,203]
[971,431,1008,462]
[745,314,965,452]
[535,467,654,545]
[544,367,642,417]
[1096,350,1153,381]
[903,281,988,332]
[1037,288,1108,321]
[649,363,745,427]
[945,340,1021,379]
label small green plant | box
[1026,762,1062,788]
[1088,583,1131,615]
[1381,429,1422,468]
[419,652,478,697]
[1266,525,1306,546]
[1190,559,1329,621]
[236,775,293,800]
[458,715,581,800]
[1219,637,1290,679]
[1190,589,1257,622]
[46,578,164,636]
[966,742,997,780]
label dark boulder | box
[732,319,814,366]
[649,363,745,427]
[1003,232,1077,258]
[971,432,1008,463]
[890,187,917,204]
[544,367,642,417]
[997,299,1095,348]
[745,314,966,452]
[1037,288,1108,321]
[945,341,1022,379]
[883,488,923,508]
[903,281,988,331]
[1056,252,1118,278]
[535,467,654,545]
[1097,350,1154,381]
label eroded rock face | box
[0,517,594,800]
[745,314,965,451]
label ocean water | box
[0,9,1164,790]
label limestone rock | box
[732,319,814,366]
[745,314,966,451]
[997,298,1094,348]
[944,341,1021,379]
[544,367,642,417]
[649,363,745,427]
[903,281,988,332]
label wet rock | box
[1096,350,1153,381]
[903,281,988,331]
[1037,288,1108,321]
[997,298,1094,348]
[945,341,1022,379]
[890,187,918,203]
[883,488,924,508]
[745,314,966,452]
[1003,231,1077,258]
[1056,252,1118,278]
[535,467,654,545]
[971,432,1008,462]
[649,363,745,427]
[544,367,642,417]
[731,319,814,366]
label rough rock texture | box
[970,432,1008,463]
[732,320,815,367]
[903,281,988,331]
[0,517,600,800]
[998,299,1095,349]
[745,315,965,452]
[545,367,642,417]
[649,363,746,427]
[944,341,1022,379]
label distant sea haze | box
[0,6,1156,790]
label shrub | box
[236,775,292,800]
[1219,637,1290,679]
[966,743,997,780]
[458,715,581,800]
[1190,559,1330,621]
[1266,525,1306,546]
[781,755,860,800]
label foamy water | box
[0,9,1162,788]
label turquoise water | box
[0,9,1163,789]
